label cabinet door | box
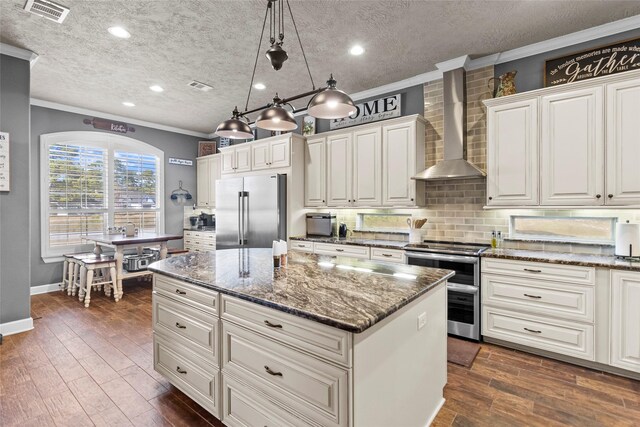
[326,133,352,206]
[196,158,210,206]
[235,145,252,173]
[251,141,270,171]
[209,155,221,207]
[606,78,640,205]
[304,137,326,207]
[486,99,538,206]
[221,149,236,174]
[352,127,382,206]
[269,137,291,169]
[382,121,416,206]
[540,87,604,206]
[611,270,640,373]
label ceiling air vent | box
[187,80,214,92]
[24,0,70,23]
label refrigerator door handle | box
[237,191,243,245]
[243,192,249,246]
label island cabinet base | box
[152,273,448,427]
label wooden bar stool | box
[77,256,117,308]
[64,252,93,295]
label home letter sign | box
[329,93,402,130]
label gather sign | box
[544,38,640,87]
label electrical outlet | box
[417,312,427,330]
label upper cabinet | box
[220,134,295,176]
[484,69,640,208]
[352,127,382,207]
[304,137,326,207]
[326,133,353,206]
[196,154,221,207]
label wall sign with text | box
[83,117,136,134]
[0,132,9,192]
[329,93,402,130]
[169,158,193,166]
[545,37,640,87]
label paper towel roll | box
[615,222,640,258]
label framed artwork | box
[303,116,316,136]
[198,141,217,157]
[218,137,231,148]
[0,132,9,192]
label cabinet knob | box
[322,200,325,203]
[488,196,493,201]
[596,194,602,199]
[608,194,613,199]
[411,198,414,202]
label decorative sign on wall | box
[545,37,640,87]
[330,93,402,130]
[83,117,136,134]
[0,132,9,192]
[168,158,193,166]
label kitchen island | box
[149,248,454,427]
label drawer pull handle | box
[175,289,186,295]
[523,268,542,273]
[524,294,542,299]
[264,320,283,329]
[175,322,186,329]
[264,366,283,377]
[335,249,345,252]
[524,328,542,334]
[176,366,187,374]
[381,253,393,257]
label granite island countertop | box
[290,236,408,250]
[148,248,454,333]
[482,248,640,272]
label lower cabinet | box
[610,270,640,373]
[289,240,406,264]
[184,230,216,252]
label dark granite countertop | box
[290,236,408,250]
[482,248,640,272]
[149,248,454,333]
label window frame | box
[508,215,616,245]
[40,131,165,262]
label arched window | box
[40,131,164,261]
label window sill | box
[42,256,65,264]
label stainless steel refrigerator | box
[215,174,287,249]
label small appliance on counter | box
[306,213,336,237]
[615,220,640,259]
[338,222,348,238]
[189,216,200,230]
[123,253,155,272]
[199,212,215,229]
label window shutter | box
[113,152,159,209]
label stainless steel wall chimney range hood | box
[413,67,486,181]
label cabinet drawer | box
[153,293,219,364]
[482,273,594,323]
[221,295,351,367]
[222,322,348,427]
[370,247,405,264]
[154,334,220,417]
[154,275,218,315]
[222,374,310,427]
[483,307,594,361]
[482,258,595,286]
[313,243,370,259]
[289,241,314,253]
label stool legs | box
[83,268,94,308]
[62,259,69,292]
[110,265,118,301]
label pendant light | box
[255,95,297,131]
[215,107,253,139]
[308,75,356,119]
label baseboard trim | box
[424,397,446,427]
[31,283,63,295]
[0,317,34,336]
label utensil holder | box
[409,230,422,243]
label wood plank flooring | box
[1,282,639,426]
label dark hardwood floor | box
[1,282,639,426]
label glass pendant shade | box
[215,116,253,139]
[255,105,298,131]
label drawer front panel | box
[222,322,348,427]
[482,258,595,285]
[221,295,351,366]
[483,307,594,361]
[154,334,219,416]
[290,241,314,252]
[153,293,218,362]
[313,243,370,259]
[482,274,594,322]
[370,248,405,263]
[154,275,218,315]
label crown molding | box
[31,99,212,138]
[436,55,472,72]
[0,43,39,68]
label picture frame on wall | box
[198,140,217,157]
[303,116,316,136]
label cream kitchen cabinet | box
[196,154,221,207]
[610,270,640,374]
[540,86,604,206]
[486,99,538,206]
[326,133,353,206]
[220,144,252,175]
[606,78,640,205]
[251,137,291,171]
[304,137,326,207]
[352,126,382,206]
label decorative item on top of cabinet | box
[196,154,221,207]
[488,71,517,98]
[610,270,640,374]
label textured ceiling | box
[2,0,640,133]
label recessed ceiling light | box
[108,26,131,39]
[350,45,364,56]
[122,101,135,107]
[254,83,266,90]
[149,85,164,92]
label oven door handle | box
[404,251,479,264]
[447,283,479,294]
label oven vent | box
[24,0,70,23]
[187,80,213,92]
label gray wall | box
[30,106,202,287]
[496,28,640,93]
[0,54,31,324]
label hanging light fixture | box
[216,0,355,137]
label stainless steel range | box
[404,240,489,341]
